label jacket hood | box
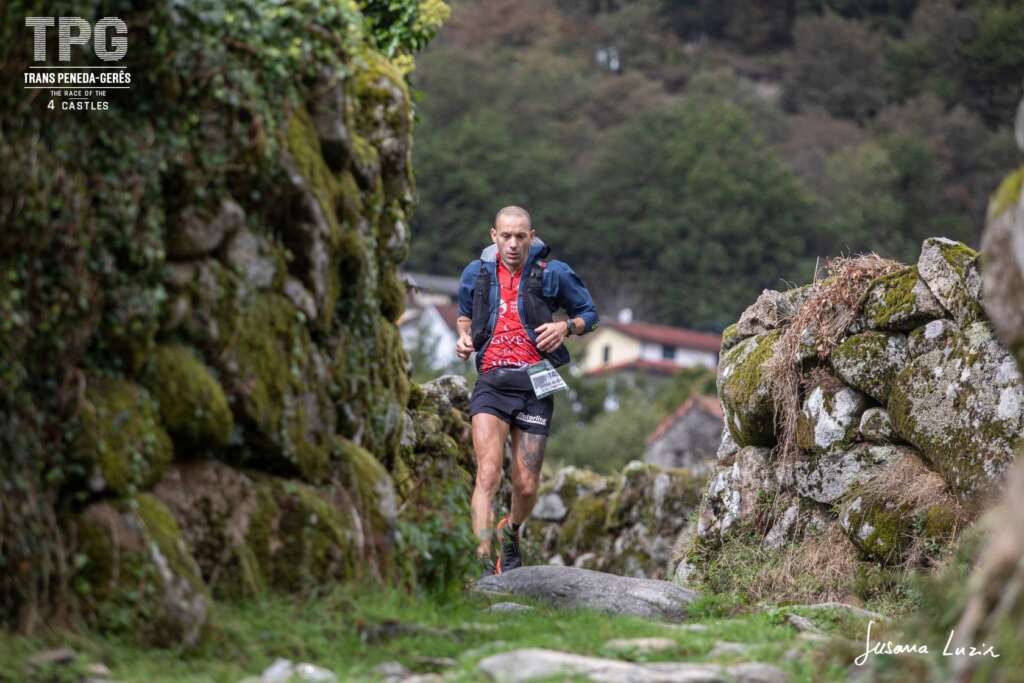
[479,237,549,262]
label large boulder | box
[717,331,780,447]
[889,321,1024,508]
[917,237,984,326]
[981,167,1024,366]
[72,495,210,647]
[829,331,909,404]
[472,565,699,621]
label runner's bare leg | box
[509,426,546,525]
[471,413,509,558]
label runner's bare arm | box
[456,315,474,360]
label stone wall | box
[524,462,706,580]
[0,0,464,645]
[693,234,1023,584]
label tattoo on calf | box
[519,433,547,474]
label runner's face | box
[491,215,533,271]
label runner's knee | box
[475,461,502,494]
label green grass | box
[0,585,877,682]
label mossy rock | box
[838,495,910,563]
[861,266,947,332]
[888,322,1024,510]
[558,495,608,560]
[980,165,1024,370]
[720,322,743,352]
[73,494,210,647]
[795,375,869,454]
[605,461,704,536]
[141,344,233,449]
[858,407,899,444]
[794,443,905,505]
[907,319,959,358]
[244,476,362,592]
[338,437,398,553]
[75,378,173,497]
[717,330,781,447]
[219,291,336,482]
[829,331,909,404]
[917,237,983,327]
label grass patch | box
[0,582,886,682]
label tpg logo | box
[25,16,127,62]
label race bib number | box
[526,360,569,399]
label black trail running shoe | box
[478,555,497,578]
[495,515,522,574]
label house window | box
[602,344,611,364]
[662,344,676,360]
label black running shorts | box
[468,366,554,435]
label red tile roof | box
[645,395,724,446]
[584,359,685,377]
[604,321,722,353]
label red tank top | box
[480,260,543,372]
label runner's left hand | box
[534,322,568,353]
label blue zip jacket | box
[458,239,599,372]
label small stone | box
[603,637,678,655]
[485,602,534,614]
[168,197,244,258]
[27,648,76,667]
[858,408,898,444]
[727,662,789,683]
[408,656,457,672]
[907,319,959,357]
[785,613,823,634]
[284,276,317,321]
[531,492,567,522]
[372,661,411,681]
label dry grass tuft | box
[763,253,905,465]
[760,524,862,603]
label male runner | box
[455,205,599,575]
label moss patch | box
[987,166,1024,221]
[75,378,173,497]
[141,344,233,448]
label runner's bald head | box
[495,205,531,229]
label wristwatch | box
[565,319,574,336]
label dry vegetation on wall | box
[764,253,905,466]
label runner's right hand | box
[456,333,474,360]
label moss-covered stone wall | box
[0,0,469,644]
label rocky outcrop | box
[693,236,1021,589]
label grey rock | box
[763,503,800,551]
[485,602,534,614]
[718,334,778,448]
[477,648,787,683]
[858,408,898,445]
[223,228,279,290]
[716,425,739,465]
[737,289,795,336]
[698,447,779,543]
[310,70,350,172]
[829,332,909,404]
[889,322,1024,507]
[162,261,197,288]
[795,444,904,504]
[573,552,599,569]
[284,276,317,321]
[795,380,869,454]
[603,637,678,655]
[981,172,1024,367]
[908,319,959,358]
[472,565,698,621]
[168,198,244,258]
[862,266,947,331]
[27,648,77,667]
[918,237,984,326]
[531,492,568,522]
[259,658,336,683]
[785,613,823,634]
[372,661,411,682]
[420,374,471,413]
